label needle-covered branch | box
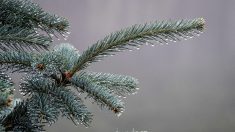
[53,43,80,71]
[0,124,4,131]
[69,18,205,75]
[0,72,25,131]
[78,71,139,97]
[70,72,125,115]
[0,0,206,130]
[0,25,52,51]
[20,74,93,127]
[27,93,60,126]
[0,72,14,109]
[0,51,35,72]
[1,102,44,132]
[0,0,69,36]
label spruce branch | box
[0,25,52,51]
[0,99,21,121]
[0,0,69,36]
[0,107,11,131]
[71,72,125,115]
[1,102,44,132]
[0,0,206,129]
[27,93,60,125]
[31,51,67,76]
[0,72,25,131]
[69,18,205,75]
[0,124,4,131]
[53,43,80,70]
[0,72,14,90]
[0,72,14,109]
[78,71,139,97]
[28,43,80,76]
[0,51,35,72]
[20,74,93,127]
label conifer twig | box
[68,18,205,76]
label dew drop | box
[117,112,122,118]
[49,34,54,37]
[132,92,138,95]
[38,25,42,28]
[151,44,155,47]
[128,49,133,52]
[66,32,71,35]
[136,47,140,50]
[63,34,69,40]
[159,42,164,45]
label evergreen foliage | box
[0,0,205,131]
[69,18,204,75]
[0,51,34,72]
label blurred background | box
[29,0,235,131]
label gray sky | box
[27,0,235,131]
